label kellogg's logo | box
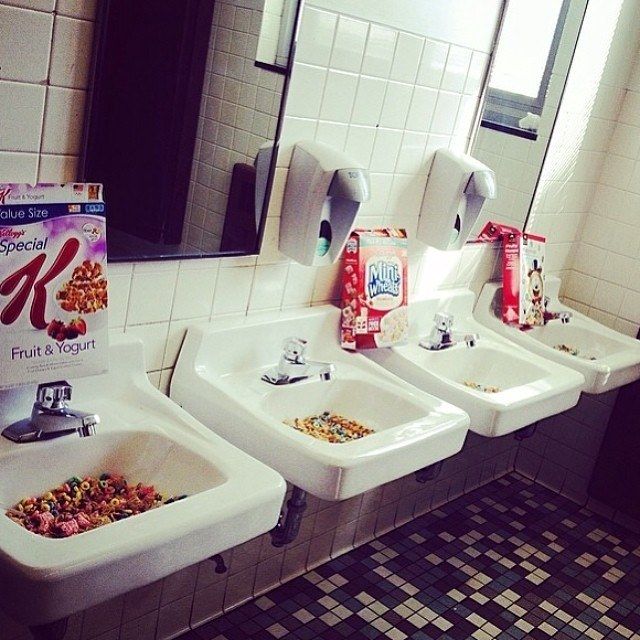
[366,259,401,299]
[0,188,12,205]
[0,227,25,240]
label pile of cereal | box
[463,380,501,394]
[57,260,108,314]
[554,344,597,360]
[5,473,186,538]
[284,411,374,443]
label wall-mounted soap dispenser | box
[279,141,370,266]
[416,148,497,251]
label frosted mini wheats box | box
[340,229,408,350]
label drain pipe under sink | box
[271,486,308,547]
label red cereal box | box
[340,229,408,350]
[502,231,546,327]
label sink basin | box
[170,306,470,501]
[0,335,285,627]
[367,290,585,437]
[475,277,640,394]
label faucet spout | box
[1,382,100,443]
[261,338,336,385]
[420,313,479,351]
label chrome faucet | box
[420,312,479,351]
[261,337,335,385]
[543,296,573,325]
[2,381,99,443]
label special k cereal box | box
[0,183,108,389]
[502,231,546,327]
[340,229,408,350]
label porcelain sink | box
[0,335,285,628]
[170,306,470,501]
[367,290,584,438]
[475,277,640,394]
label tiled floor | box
[189,473,640,640]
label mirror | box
[82,0,587,264]
[470,0,588,233]
[256,0,299,71]
[82,0,299,262]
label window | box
[481,0,570,139]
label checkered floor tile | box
[192,473,640,640]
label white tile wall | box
[0,0,92,184]
[2,0,638,638]
[560,42,640,335]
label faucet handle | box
[434,312,454,331]
[282,337,308,363]
[37,381,72,409]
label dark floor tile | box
[185,473,640,640]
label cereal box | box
[0,183,108,389]
[340,229,408,350]
[502,231,546,327]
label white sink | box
[170,306,470,501]
[475,277,640,394]
[366,290,584,438]
[0,335,285,628]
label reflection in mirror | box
[83,0,298,262]
[470,0,588,233]
[256,0,299,71]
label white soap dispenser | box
[279,141,370,266]
[416,148,497,251]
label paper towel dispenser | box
[279,141,370,266]
[417,148,497,251]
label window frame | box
[481,0,571,138]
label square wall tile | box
[124,323,169,372]
[370,128,403,173]
[248,263,288,311]
[390,32,424,84]
[41,86,87,155]
[0,5,52,83]
[212,266,254,315]
[441,45,472,93]
[0,151,38,183]
[118,611,158,640]
[320,70,358,122]
[406,86,438,132]
[430,91,462,135]
[379,81,412,129]
[416,39,449,88]
[126,268,178,325]
[286,64,327,119]
[351,76,386,126]
[330,15,368,73]
[57,0,97,20]
[156,595,193,640]
[361,24,397,78]
[343,124,376,167]
[0,81,46,152]
[50,16,95,89]
[2,0,55,9]
[171,265,218,320]
[191,582,226,627]
[38,154,79,182]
